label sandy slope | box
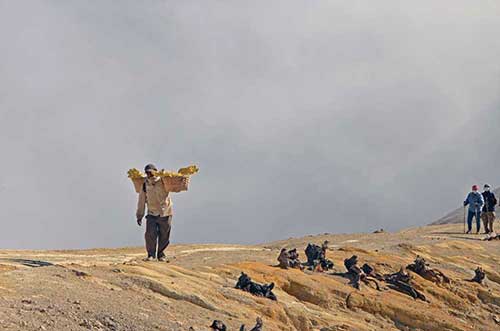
[0,224,499,331]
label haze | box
[1,1,499,249]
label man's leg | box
[145,216,159,258]
[475,211,481,233]
[481,212,490,233]
[488,212,495,233]
[157,216,172,259]
[467,211,474,233]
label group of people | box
[463,184,498,234]
[133,162,497,262]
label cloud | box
[0,0,499,248]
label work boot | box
[157,253,167,262]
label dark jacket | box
[482,191,497,212]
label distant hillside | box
[431,188,500,225]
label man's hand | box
[137,218,143,226]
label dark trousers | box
[467,210,481,232]
[145,215,172,258]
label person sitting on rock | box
[407,256,450,284]
[471,267,486,284]
[235,272,277,301]
[361,263,384,281]
[277,248,290,269]
[305,242,334,272]
[344,255,381,290]
[384,267,426,301]
[287,249,303,270]
[277,248,304,270]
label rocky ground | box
[0,223,499,331]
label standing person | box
[481,184,497,234]
[136,164,173,261]
[463,185,485,234]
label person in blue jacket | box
[464,185,485,234]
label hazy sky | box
[1,1,499,249]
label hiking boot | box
[158,254,167,262]
[466,230,471,234]
[143,256,155,262]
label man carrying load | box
[136,164,173,262]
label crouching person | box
[136,164,173,262]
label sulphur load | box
[155,170,183,178]
[127,168,146,179]
[178,165,199,176]
[127,168,146,193]
[158,165,199,192]
[127,165,199,193]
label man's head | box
[484,184,491,192]
[144,164,158,178]
[472,185,479,192]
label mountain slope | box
[0,224,499,331]
[431,188,500,225]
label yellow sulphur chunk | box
[178,165,199,176]
[156,169,183,178]
[127,168,146,179]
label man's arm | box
[136,190,146,225]
[464,193,470,207]
[476,193,485,209]
[492,193,498,206]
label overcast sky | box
[1,1,499,249]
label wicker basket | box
[162,176,190,193]
[131,178,146,193]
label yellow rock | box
[155,170,184,178]
[178,165,199,176]
[127,168,145,179]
